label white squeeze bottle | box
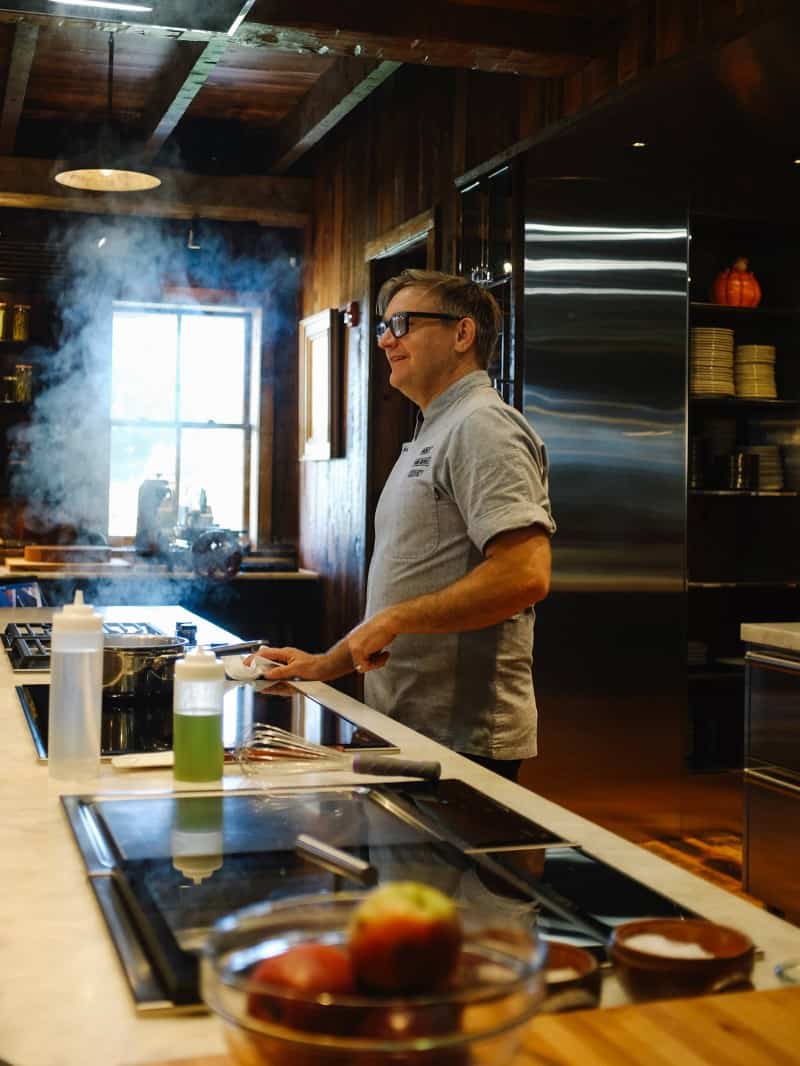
[173,647,225,786]
[48,591,104,780]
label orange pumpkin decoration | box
[712,257,762,307]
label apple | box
[348,881,463,994]
[246,942,356,1032]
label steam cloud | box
[9,211,300,606]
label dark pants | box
[460,752,522,782]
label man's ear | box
[454,315,477,352]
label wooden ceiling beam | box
[243,0,595,76]
[445,0,628,14]
[140,39,230,160]
[0,6,593,76]
[0,156,311,226]
[266,57,400,174]
[0,11,228,45]
[0,23,39,155]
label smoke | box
[10,212,300,554]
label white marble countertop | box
[4,606,800,1066]
[741,621,800,655]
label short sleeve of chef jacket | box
[439,402,556,554]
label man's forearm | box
[385,532,550,637]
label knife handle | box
[295,834,378,885]
[352,754,441,781]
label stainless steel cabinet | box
[743,651,800,919]
[746,651,800,774]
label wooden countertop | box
[133,986,800,1066]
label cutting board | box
[23,544,113,562]
[6,556,132,573]
[131,986,800,1066]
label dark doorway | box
[365,241,430,565]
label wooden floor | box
[641,830,765,907]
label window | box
[108,303,259,539]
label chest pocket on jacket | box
[385,478,440,560]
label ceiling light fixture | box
[54,32,161,193]
[48,1,153,12]
[631,141,647,149]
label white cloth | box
[222,653,281,682]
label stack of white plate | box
[690,327,734,396]
[735,344,777,399]
[783,444,800,490]
[742,444,784,491]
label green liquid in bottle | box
[173,709,223,782]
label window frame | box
[107,298,262,545]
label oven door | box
[745,650,800,775]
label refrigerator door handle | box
[744,767,800,795]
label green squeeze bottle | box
[172,646,225,785]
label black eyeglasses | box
[375,310,461,341]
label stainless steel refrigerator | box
[520,174,689,841]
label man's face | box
[377,286,464,407]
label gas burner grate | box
[2,620,164,671]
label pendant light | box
[54,32,161,193]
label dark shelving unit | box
[687,214,800,777]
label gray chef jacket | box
[364,371,555,759]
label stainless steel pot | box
[102,635,266,701]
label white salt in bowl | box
[609,918,754,1002]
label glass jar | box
[14,363,32,403]
[12,304,30,341]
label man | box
[256,269,555,780]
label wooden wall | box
[297,0,783,665]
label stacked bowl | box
[735,344,777,399]
[690,328,734,396]
[741,444,783,491]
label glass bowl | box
[201,890,547,1065]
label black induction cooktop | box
[17,683,396,761]
[61,785,696,1013]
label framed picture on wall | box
[298,308,342,460]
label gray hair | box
[377,269,501,369]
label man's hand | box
[248,646,328,681]
[346,610,397,673]
[247,641,355,682]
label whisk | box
[236,723,441,781]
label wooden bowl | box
[609,918,755,1002]
[541,941,602,1013]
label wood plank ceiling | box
[0,0,791,224]
[0,0,623,184]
